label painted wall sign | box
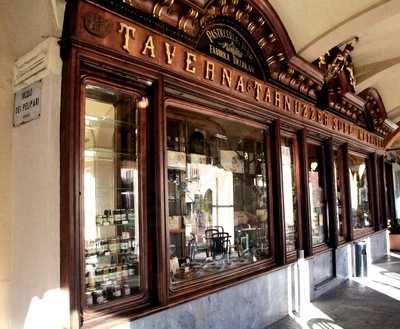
[78,4,384,149]
[14,81,42,127]
[196,18,266,80]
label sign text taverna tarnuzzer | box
[83,14,383,149]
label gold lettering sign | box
[275,92,282,109]
[222,68,232,87]
[119,23,136,53]
[264,88,272,104]
[165,42,176,65]
[236,76,245,93]
[142,36,156,58]
[205,61,215,81]
[284,96,291,112]
[254,82,262,102]
[185,52,197,73]
[108,20,383,149]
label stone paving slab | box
[267,253,400,329]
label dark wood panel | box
[369,153,380,232]
[378,156,387,230]
[271,120,286,265]
[342,144,353,242]
[298,129,312,257]
[59,2,390,328]
[325,139,338,248]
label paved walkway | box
[267,252,400,329]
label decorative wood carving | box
[88,0,396,138]
[95,0,323,102]
[60,2,392,328]
[313,40,369,129]
[359,87,389,135]
[317,43,357,92]
[84,11,113,38]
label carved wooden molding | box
[88,0,390,136]
[359,87,389,136]
[116,0,322,101]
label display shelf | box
[84,147,136,160]
[85,115,136,129]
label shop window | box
[83,84,148,307]
[307,143,328,245]
[333,150,345,240]
[393,163,400,219]
[167,107,270,288]
[386,162,396,224]
[348,155,372,230]
[281,137,298,252]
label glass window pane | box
[308,144,327,245]
[281,138,297,252]
[167,108,270,288]
[334,151,344,238]
[83,85,142,307]
[349,155,371,230]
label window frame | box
[305,138,330,254]
[59,18,388,328]
[79,76,153,321]
[164,98,276,300]
[347,150,375,239]
[333,146,349,244]
[280,131,302,263]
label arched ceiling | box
[0,0,64,60]
[3,0,400,145]
[271,0,400,127]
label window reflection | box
[349,155,371,230]
[281,138,297,252]
[167,108,270,287]
[83,85,142,307]
[308,144,327,245]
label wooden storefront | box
[60,1,394,328]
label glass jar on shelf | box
[116,265,123,282]
[109,238,118,253]
[96,215,103,226]
[122,264,129,279]
[105,209,114,225]
[120,239,129,252]
[121,230,130,240]
[86,291,94,306]
[95,240,102,255]
[101,240,109,255]
[114,210,122,225]
[109,266,117,281]
[102,266,110,282]
[128,263,135,276]
[95,268,104,285]
[123,284,131,296]
[127,209,135,223]
[122,209,129,224]
[113,283,122,298]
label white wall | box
[0,1,65,327]
[0,30,14,329]
[10,39,65,329]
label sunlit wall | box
[0,26,14,329]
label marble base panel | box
[113,268,289,329]
[112,231,388,329]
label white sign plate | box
[14,81,42,127]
